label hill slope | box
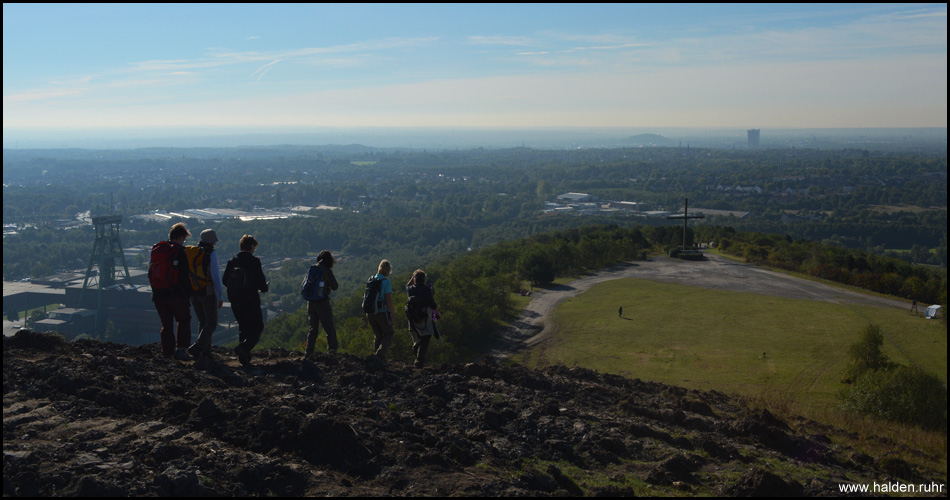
[3,331,943,496]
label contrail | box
[252,59,282,81]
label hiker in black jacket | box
[304,250,340,358]
[406,269,440,369]
[222,235,269,367]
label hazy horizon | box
[4,4,947,140]
[2,125,946,151]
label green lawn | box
[515,278,947,414]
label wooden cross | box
[667,198,705,251]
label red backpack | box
[149,241,181,290]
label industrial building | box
[3,214,246,346]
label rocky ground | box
[3,330,945,497]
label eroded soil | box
[4,330,943,496]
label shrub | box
[844,324,891,382]
[840,365,947,432]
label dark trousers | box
[190,292,218,351]
[368,312,394,360]
[412,334,431,367]
[307,299,338,353]
[233,298,264,354]
[154,297,191,356]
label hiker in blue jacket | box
[187,229,224,360]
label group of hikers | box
[148,222,441,369]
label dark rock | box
[5,330,70,352]
[725,467,804,496]
[519,467,559,492]
[546,465,584,496]
[646,453,702,485]
[877,456,917,482]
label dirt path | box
[490,254,911,359]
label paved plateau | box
[490,254,910,359]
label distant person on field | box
[222,235,269,367]
[405,269,441,369]
[367,259,396,362]
[304,250,339,358]
[149,222,193,360]
[618,306,623,318]
[187,229,224,359]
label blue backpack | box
[301,265,327,301]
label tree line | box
[253,222,947,367]
[697,226,947,306]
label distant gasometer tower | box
[79,214,134,333]
[747,129,760,148]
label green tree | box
[26,310,46,330]
[518,248,556,286]
[103,320,121,343]
[844,324,890,382]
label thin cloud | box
[568,43,652,51]
[891,7,947,20]
[467,35,537,46]
[10,36,442,104]
[3,89,81,104]
[252,59,282,81]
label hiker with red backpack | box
[186,229,224,360]
[148,223,193,360]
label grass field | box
[513,278,947,416]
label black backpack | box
[362,276,383,314]
[406,294,429,323]
[226,260,252,306]
[301,265,327,301]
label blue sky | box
[3,3,947,134]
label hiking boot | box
[235,346,251,366]
[174,348,192,361]
[187,344,203,359]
